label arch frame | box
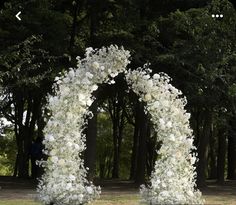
[37,45,204,205]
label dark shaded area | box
[0,0,235,190]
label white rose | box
[86,72,94,79]
[144,93,152,101]
[46,134,55,142]
[159,118,165,126]
[162,100,169,107]
[110,72,118,78]
[166,121,172,128]
[86,98,93,106]
[146,80,153,88]
[153,73,160,79]
[66,182,72,190]
[68,69,75,79]
[86,186,94,194]
[78,93,86,101]
[50,149,56,156]
[143,74,150,80]
[66,141,73,147]
[167,170,173,177]
[58,159,65,166]
[169,134,175,141]
[92,61,99,69]
[110,80,115,84]
[91,84,98,91]
[51,156,58,163]
[74,143,80,150]
[69,174,76,181]
[79,194,84,202]
[63,77,70,83]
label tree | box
[0,36,57,177]
[145,0,236,186]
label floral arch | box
[37,45,204,205]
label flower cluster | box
[37,45,204,205]
[37,45,130,205]
[126,68,204,204]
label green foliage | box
[0,129,16,175]
[96,111,113,178]
[152,0,236,109]
[0,0,71,54]
[96,110,133,179]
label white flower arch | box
[37,45,204,205]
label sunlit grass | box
[0,193,236,205]
[0,200,40,205]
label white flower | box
[66,183,72,190]
[78,194,84,201]
[87,98,93,106]
[167,170,173,177]
[85,47,93,55]
[58,159,65,166]
[169,134,175,141]
[92,61,99,69]
[143,74,150,80]
[110,79,115,84]
[55,76,60,81]
[191,156,197,164]
[68,69,75,79]
[175,151,182,158]
[162,100,169,107]
[144,93,152,101]
[159,118,165,125]
[51,156,58,163]
[86,186,94,194]
[153,73,160,79]
[69,174,76,181]
[74,143,80,150]
[91,85,98,91]
[66,142,73,147]
[166,121,172,128]
[78,93,86,101]
[110,72,118,78]
[86,72,94,79]
[63,77,70,83]
[46,134,55,142]
[50,149,56,156]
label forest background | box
[0,0,236,188]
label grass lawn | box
[0,194,236,205]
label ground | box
[0,177,236,205]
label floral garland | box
[126,68,204,204]
[37,45,204,205]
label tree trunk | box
[197,109,212,187]
[135,103,148,185]
[85,102,97,181]
[146,125,155,177]
[14,91,29,178]
[129,104,140,180]
[227,117,236,179]
[217,128,226,183]
[208,122,217,179]
[14,90,42,178]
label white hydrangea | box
[37,45,204,205]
